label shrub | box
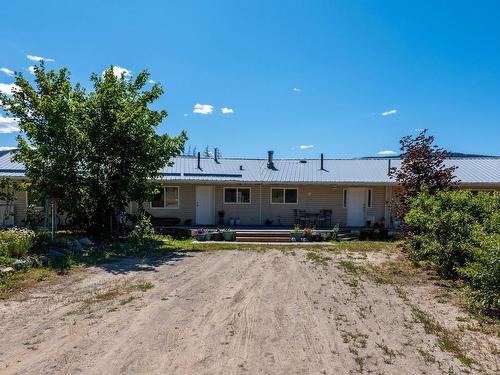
[405,189,499,314]
[0,227,36,258]
[459,233,500,313]
[127,215,155,246]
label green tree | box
[0,64,186,235]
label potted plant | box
[303,227,313,241]
[211,229,224,241]
[194,228,207,241]
[223,228,236,241]
[290,226,303,241]
[331,224,340,241]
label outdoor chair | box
[317,209,332,228]
[293,209,307,226]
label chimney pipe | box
[214,148,219,163]
[387,159,391,176]
[197,152,201,170]
[320,153,324,170]
[267,150,274,169]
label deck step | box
[236,237,291,243]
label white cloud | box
[193,103,213,115]
[26,54,54,62]
[148,79,156,84]
[299,144,314,149]
[103,65,132,79]
[0,82,19,96]
[28,66,36,75]
[0,116,20,133]
[183,113,189,117]
[0,146,16,151]
[378,150,397,155]
[292,87,301,92]
[1,68,14,77]
[221,107,234,114]
[382,109,397,116]
[415,128,425,132]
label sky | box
[1,0,500,158]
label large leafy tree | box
[389,129,459,219]
[0,64,186,234]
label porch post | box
[384,186,392,228]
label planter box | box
[194,233,206,241]
[223,231,236,241]
[211,232,224,241]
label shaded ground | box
[0,247,498,374]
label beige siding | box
[13,191,27,226]
[214,185,261,226]
[143,184,196,224]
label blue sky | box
[1,0,499,158]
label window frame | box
[270,187,299,204]
[367,188,373,208]
[223,187,251,205]
[150,186,180,209]
[343,189,347,208]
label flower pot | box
[211,232,223,241]
[205,232,213,241]
[223,231,236,241]
[195,233,206,241]
[290,232,303,242]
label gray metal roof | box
[1,150,499,185]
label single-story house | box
[1,150,499,228]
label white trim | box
[150,185,180,209]
[270,187,299,204]
[223,187,252,204]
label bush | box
[0,227,36,258]
[405,189,499,313]
[127,215,155,246]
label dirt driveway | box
[0,248,497,374]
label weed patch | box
[137,282,154,291]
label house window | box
[224,187,251,204]
[367,189,372,208]
[343,189,347,208]
[271,188,298,204]
[151,186,179,209]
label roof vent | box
[240,165,244,171]
[267,150,275,169]
[197,152,202,170]
[299,160,307,164]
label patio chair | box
[293,209,307,226]
[317,209,332,228]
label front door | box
[346,188,366,227]
[196,186,214,225]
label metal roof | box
[1,150,499,185]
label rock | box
[13,259,28,269]
[0,267,14,273]
[78,237,94,247]
[72,240,84,252]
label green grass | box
[137,282,154,291]
[411,306,475,367]
[305,251,332,266]
[337,260,366,274]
